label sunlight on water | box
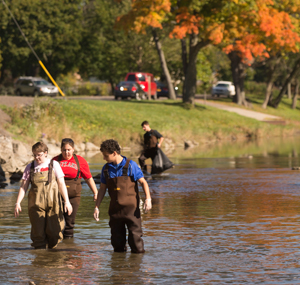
[1,138,300,284]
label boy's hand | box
[94,207,100,221]
[144,199,152,213]
[14,203,21,217]
[64,201,73,215]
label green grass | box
[0,97,298,147]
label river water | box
[1,137,300,284]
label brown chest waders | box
[28,160,64,249]
[139,130,158,171]
[56,154,81,238]
[104,159,145,253]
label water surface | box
[1,138,300,284]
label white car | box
[211,81,235,97]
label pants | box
[109,210,144,253]
[29,206,64,249]
[63,196,81,238]
[138,148,157,171]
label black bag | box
[151,148,174,174]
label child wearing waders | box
[93,139,152,253]
[14,142,73,249]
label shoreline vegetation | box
[0,97,299,150]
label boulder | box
[163,138,175,151]
[85,142,99,152]
[0,136,29,173]
[47,143,61,158]
[75,142,85,152]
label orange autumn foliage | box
[117,0,300,62]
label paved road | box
[195,99,284,123]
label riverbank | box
[0,96,299,149]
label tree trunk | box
[228,51,248,106]
[152,29,176,100]
[287,82,292,99]
[262,56,281,109]
[262,81,273,109]
[292,81,299,109]
[183,33,208,104]
[272,57,300,108]
[181,39,188,98]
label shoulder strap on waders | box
[30,160,35,184]
[122,159,130,180]
[103,164,109,180]
[73,154,80,181]
[46,159,54,185]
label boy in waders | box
[14,142,73,249]
[93,139,152,253]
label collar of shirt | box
[107,156,126,170]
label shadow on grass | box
[123,99,207,111]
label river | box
[1,137,300,284]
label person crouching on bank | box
[14,141,72,249]
[94,139,152,253]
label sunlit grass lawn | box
[57,98,283,146]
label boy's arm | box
[138,177,152,212]
[157,136,164,148]
[94,183,107,221]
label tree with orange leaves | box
[221,0,300,106]
[117,0,300,106]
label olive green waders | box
[28,160,65,249]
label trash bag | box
[151,148,174,174]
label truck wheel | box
[16,89,22,96]
[33,90,39,97]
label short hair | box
[32,141,48,153]
[100,139,121,154]
[61,138,75,149]
[141,120,149,127]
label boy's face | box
[142,124,150,132]
[102,151,117,164]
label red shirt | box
[53,155,92,180]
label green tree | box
[0,0,83,83]
[79,0,180,93]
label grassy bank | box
[0,97,298,147]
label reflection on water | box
[1,137,300,284]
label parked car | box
[124,72,157,99]
[155,81,178,98]
[14,76,58,97]
[211,81,235,97]
[114,81,146,100]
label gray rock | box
[74,142,85,152]
[85,142,99,152]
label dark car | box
[114,81,146,100]
[14,76,58,97]
[155,81,178,98]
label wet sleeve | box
[100,165,107,184]
[53,161,65,179]
[129,161,144,181]
[78,156,93,179]
[21,163,32,181]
